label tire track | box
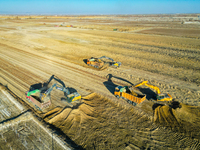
[0,42,133,110]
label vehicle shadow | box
[103,80,117,94]
[152,101,181,111]
[104,74,157,100]
[106,74,133,86]
[83,59,88,65]
[29,75,67,91]
[68,87,77,93]
[103,74,133,95]
[136,87,157,100]
[45,75,66,87]
[29,83,42,91]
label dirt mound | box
[43,93,110,148]
[43,93,97,138]
[82,92,97,99]
[43,106,63,120]
[154,105,179,127]
[153,102,200,138]
[173,103,200,124]
[43,94,200,150]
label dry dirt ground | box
[0,85,72,150]
[0,14,200,149]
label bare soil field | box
[0,14,200,149]
[137,28,200,38]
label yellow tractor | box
[135,81,172,101]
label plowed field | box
[0,15,200,149]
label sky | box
[0,0,199,15]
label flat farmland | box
[137,28,200,38]
[0,15,200,149]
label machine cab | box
[157,93,172,101]
[115,86,123,92]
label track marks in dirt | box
[153,102,200,139]
[154,105,179,127]
[77,30,200,84]
[43,93,200,150]
[16,26,200,84]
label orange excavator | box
[87,56,121,69]
[135,81,172,101]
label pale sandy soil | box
[0,15,200,149]
[0,85,72,150]
[43,93,200,150]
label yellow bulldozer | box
[135,81,172,101]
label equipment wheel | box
[128,100,132,104]
[35,105,41,111]
[132,102,136,106]
[116,95,120,99]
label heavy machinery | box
[25,75,81,110]
[106,74,145,106]
[87,57,104,68]
[134,81,172,101]
[25,87,51,111]
[114,86,146,106]
[87,56,121,69]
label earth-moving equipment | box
[25,75,81,110]
[87,56,121,69]
[114,86,146,106]
[134,81,172,101]
[107,74,145,106]
[87,57,104,69]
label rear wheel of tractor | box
[132,102,136,106]
[128,100,132,104]
[116,95,120,99]
[34,105,41,111]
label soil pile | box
[154,104,179,127]
[43,94,200,150]
[154,102,200,138]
